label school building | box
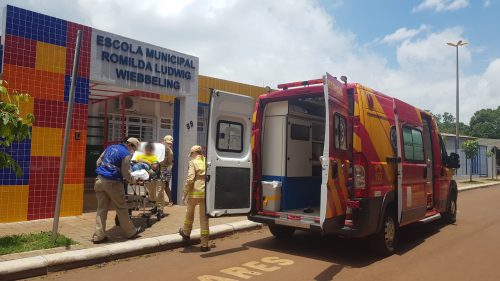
[0,5,266,223]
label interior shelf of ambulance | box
[261,96,325,222]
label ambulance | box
[204,73,460,255]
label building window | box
[334,114,347,150]
[290,124,310,141]
[160,118,172,130]
[106,114,157,143]
[216,120,243,153]
[403,127,424,161]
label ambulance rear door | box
[205,89,255,217]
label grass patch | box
[0,231,76,256]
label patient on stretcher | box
[131,142,161,179]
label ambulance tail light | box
[277,78,323,90]
[354,165,365,188]
[353,165,367,197]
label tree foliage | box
[469,106,500,139]
[0,80,34,177]
[433,112,471,135]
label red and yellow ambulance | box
[204,73,460,255]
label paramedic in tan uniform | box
[179,145,210,252]
[92,137,143,244]
[161,135,174,206]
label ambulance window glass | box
[403,127,424,161]
[291,124,310,141]
[412,129,424,161]
[216,121,243,153]
[334,114,347,150]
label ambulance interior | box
[261,95,325,219]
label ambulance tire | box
[269,225,295,240]
[372,207,398,256]
[442,189,457,224]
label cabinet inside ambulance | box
[260,95,325,221]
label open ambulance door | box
[205,89,255,217]
[320,73,349,232]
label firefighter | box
[161,135,174,206]
[92,137,143,244]
[179,145,210,252]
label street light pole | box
[447,40,468,154]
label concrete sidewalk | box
[457,179,500,192]
[0,205,248,262]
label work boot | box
[179,228,190,241]
[92,237,108,244]
[200,246,210,252]
[128,227,144,240]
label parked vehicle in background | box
[203,73,460,255]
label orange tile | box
[35,42,67,74]
[0,185,29,222]
[31,127,63,157]
[2,64,65,101]
[64,130,87,184]
[0,92,34,119]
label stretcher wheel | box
[156,212,162,221]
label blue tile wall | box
[0,137,32,185]
[5,5,67,47]
[64,75,90,104]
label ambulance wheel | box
[269,225,295,239]
[372,208,398,256]
[442,190,457,224]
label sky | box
[1,0,499,123]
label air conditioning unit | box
[117,96,138,112]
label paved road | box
[32,185,500,281]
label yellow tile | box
[0,185,29,223]
[60,184,83,217]
[31,127,63,157]
[35,42,66,74]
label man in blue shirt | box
[92,137,143,244]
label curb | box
[0,220,262,281]
[457,182,499,193]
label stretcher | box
[114,142,170,228]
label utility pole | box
[52,30,83,239]
[446,40,468,154]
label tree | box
[469,106,500,139]
[433,112,470,136]
[462,140,479,182]
[0,80,34,177]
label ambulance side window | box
[334,114,347,150]
[402,127,425,162]
[290,124,310,141]
[216,120,243,153]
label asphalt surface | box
[31,185,500,281]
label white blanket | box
[131,169,149,180]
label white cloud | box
[381,24,429,44]
[0,0,497,122]
[484,0,491,7]
[412,0,469,12]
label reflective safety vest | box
[96,144,130,181]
